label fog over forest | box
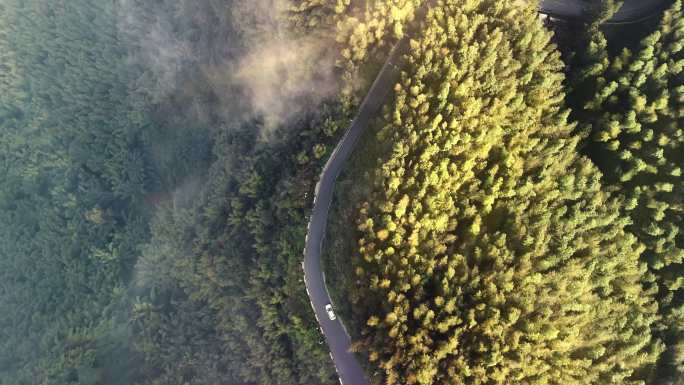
[0,0,345,384]
[1,0,682,384]
[120,0,339,138]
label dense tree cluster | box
[0,1,157,382]
[130,108,345,385]
[343,0,665,384]
[0,0,341,383]
[289,0,424,104]
[571,1,684,381]
[2,0,684,384]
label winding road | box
[301,1,671,385]
[302,36,410,385]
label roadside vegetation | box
[1,0,683,384]
[304,0,684,384]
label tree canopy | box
[346,1,664,383]
[1,0,683,384]
[571,1,684,381]
[0,0,341,383]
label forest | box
[301,0,684,384]
[0,0,342,384]
[0,0,682,384]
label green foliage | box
[588,0,625,28]
[0,1,156,383]
[347,0,663,383]
[571,1,684,381]
[3,0,683,384]
[289,0,424,105]
[132,110,346,385]
[0,0,342,383]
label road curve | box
[302,36,409,385]
[539,0,672,23]
[302,2,672,385]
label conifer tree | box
[289,0,425,105]
[0,0,155,382]
[351,1,663,383]
[573,2,684,381]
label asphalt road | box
[302,37,409,385]
[539,0,671,23]
[301,2,671,385]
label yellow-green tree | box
[573,1,684,381]
[351,0,663,384]
[289,0,425,104]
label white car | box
[324,304,336,320]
